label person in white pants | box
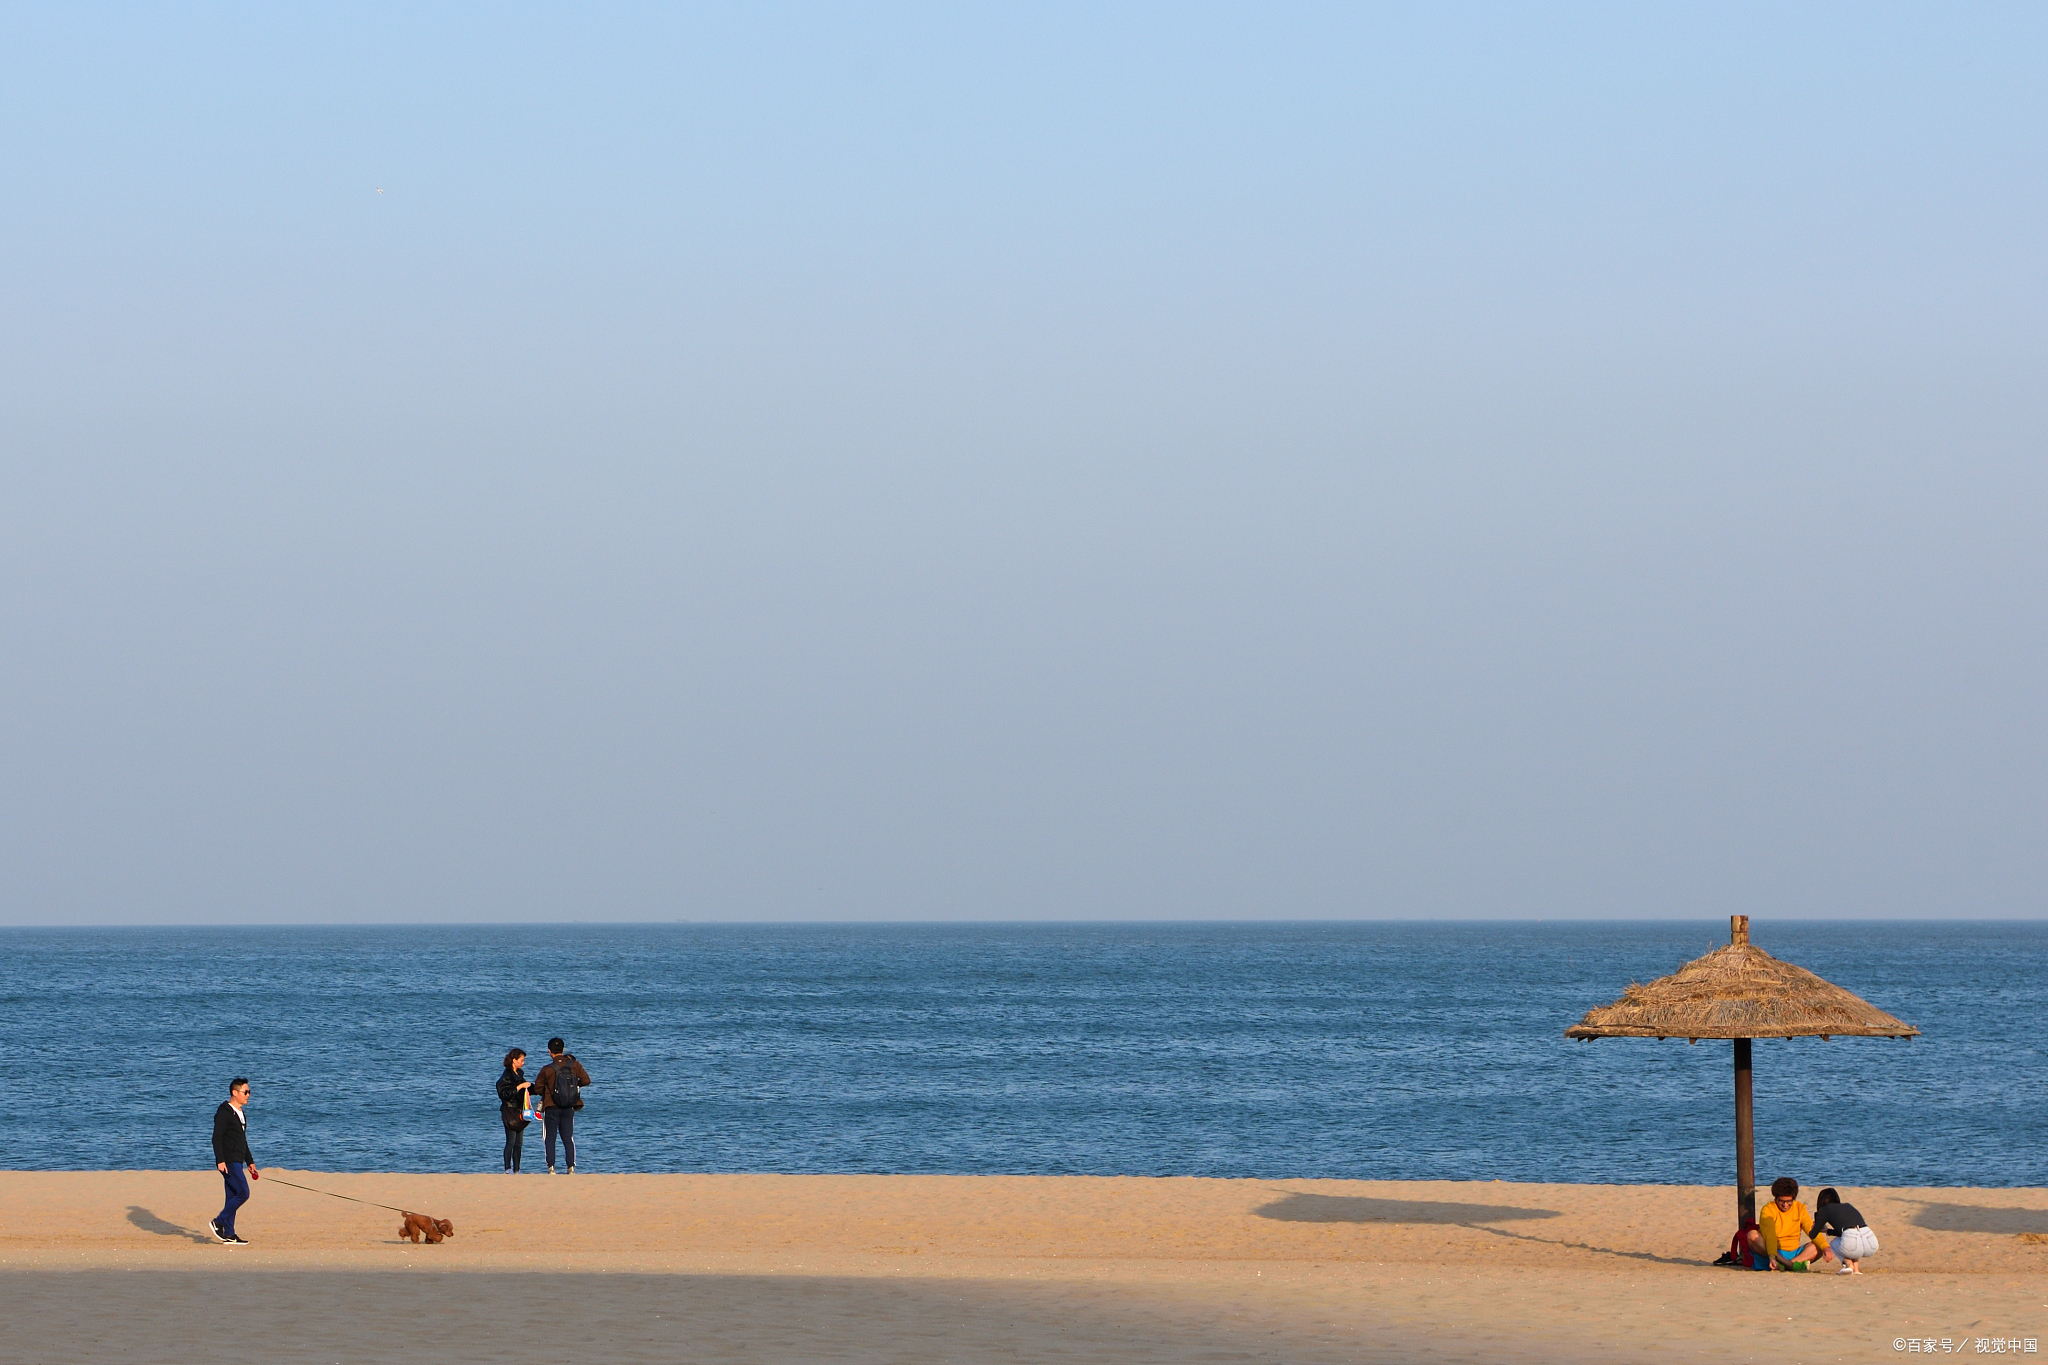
[1813,1187,1880,1274]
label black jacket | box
[1813,1201,1867,1237]
[497,1066,530,1118]
[211,1101,254,1166]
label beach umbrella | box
[1565,915,1917,1226]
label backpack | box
[550,1057,581,1110]
[1715,1220,1760,1268]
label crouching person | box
[1813,1187,1879,1275]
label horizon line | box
[2,915,2043,930]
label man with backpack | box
[534,1037,591,1174]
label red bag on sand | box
[1715,1220,1760,1267]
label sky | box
[2,4,2043,925]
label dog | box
[398,1213,455,1244]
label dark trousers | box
[502,1116,526,1172]
[217,1163,250,1236]
[543,1109,575,1169]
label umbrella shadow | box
[125,1206,213,1244]
[1253,1193,1702,1267]
[1906,1202,2048,1235]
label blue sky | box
[2,4,2043,923]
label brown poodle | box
[398,1213,455,1244]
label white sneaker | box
[546,1166,556,1175]
[567,1166,576,1175]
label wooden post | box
[1735,1037,1755,1226]
[1730,916,1755,1224]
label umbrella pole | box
[1734,1036,1755,1225]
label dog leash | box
[263,1175,417,1217]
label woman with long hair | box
[496,1048,532,1173]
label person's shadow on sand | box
[1254,1193,1701,1266]
[126,1206,214,1244]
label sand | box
[3,1172,2044,1364]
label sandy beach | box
[3,1172,2043,1363]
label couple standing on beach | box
[498,1038,591,1175]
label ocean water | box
[7,921,2039,1187]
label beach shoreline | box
[5,1172,2044,1362]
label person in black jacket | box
[1813,1186,1879,1274]
[497,1048,532,1173]
[209,1078,260,1245]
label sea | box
[6,921,2039,1187]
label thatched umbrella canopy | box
[1566,915,1917,1224]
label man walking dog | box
[534,1038,591,1174]
[210,1078,260,1244]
